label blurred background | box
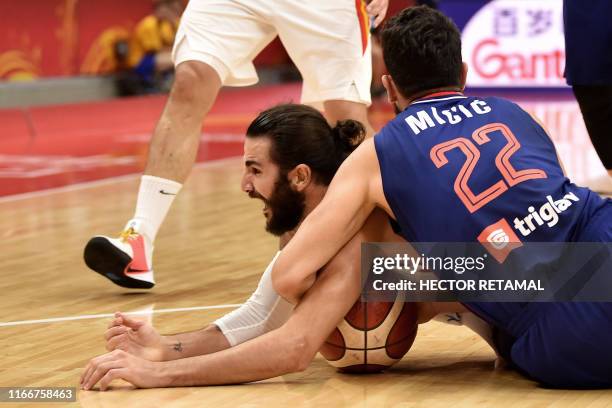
[1,0,610,198]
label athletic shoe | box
[84,225,155,289]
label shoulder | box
[380,112,410,133]
[373,115,407,152]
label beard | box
[250,175,306,236]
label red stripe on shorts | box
[355,0,369,55]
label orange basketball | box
[319,295,418,373]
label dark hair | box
[381,6,463,98]
[246,104,365,185]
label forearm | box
[161,324,230,360]
[161,325,306,386]
[160,232,363,386]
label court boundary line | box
[0,156,241,204]
[0,304,241,327]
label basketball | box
[319,295,419,373]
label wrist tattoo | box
[173,341,183,352]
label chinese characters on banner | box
[463,0,567,87]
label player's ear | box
[460,62,468,91]
[289,164,311,191]
[382,75,398,104]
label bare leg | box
[83,60,223,289]
[146,60,222,182]
[323,100,375,138]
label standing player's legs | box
[82,63,221,289]
[275,0,375,137]
[84,0,277,289]
[145,61,221,183]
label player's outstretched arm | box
[105,252,293,361]
[80,217,366,390]
[272,138,381,304]
[165,250,361,387]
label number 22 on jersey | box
[430,122,547,213]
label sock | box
[125,175,182,242]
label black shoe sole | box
[84,237,155,289]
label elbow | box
[272,264,308,305]
[285,333,315,373]
[273,276,299,305]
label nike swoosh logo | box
[159,190,176,195]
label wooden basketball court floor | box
[1,89,612,407]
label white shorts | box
[172,0,372,108]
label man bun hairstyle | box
[246,104,365,185]
[332,120,366,163]
[381,6,463,98]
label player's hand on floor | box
[80,349,167,391]
[104,312,166,362]
[367,0,389,29]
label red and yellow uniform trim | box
[355,0,370,55]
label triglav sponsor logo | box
[513,192,579,236]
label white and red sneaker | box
[84,223,155,289]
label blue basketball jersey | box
[374,92,612,388]
[374,92,607,251]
